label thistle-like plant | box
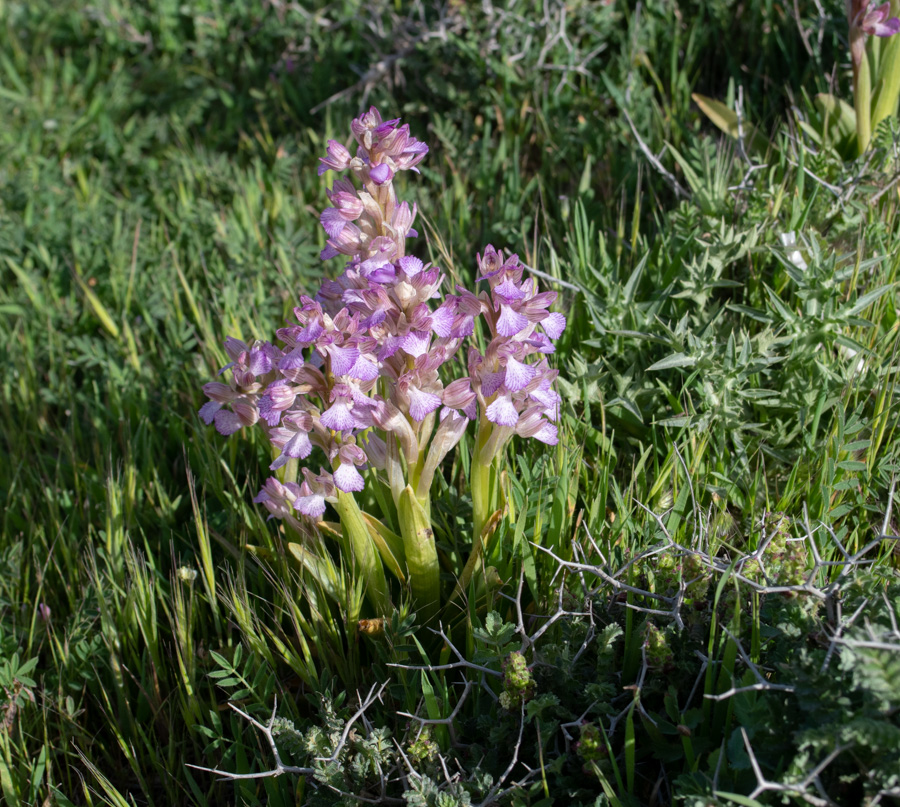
[199,108,565,630]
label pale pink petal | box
[320,208,348,238]
[199,400,222,425]
[486,395,520,427]
[333,463,365,492]
[504,357,536,391]
[214,409,243,435]
[401,330,430,357]
[319,401,356,432]
[295,492,326,518]
[327,345,360,376]
[408,386,442,422]
[496,304,529,337]
[542,312,567,340]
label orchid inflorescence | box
[199,107,566,620]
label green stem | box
[855,44,873,155]
[471,420,495,546]
[336,491,391,615]
[397,485,440,624]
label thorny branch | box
[193,477,899,803]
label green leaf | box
[647,353,697,371]
[337,491,391,616]
[814,93,857,153]
[840,282,894,318]
[692,93,771,153]
[398,485,440,624]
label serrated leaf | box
[647,353,697,371]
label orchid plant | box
[199,108,565,631]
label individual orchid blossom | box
[198,107,567,624]
[854,1,900,38]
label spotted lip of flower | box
[333,444,367,492]
[319,384,358,432]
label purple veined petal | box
[463,398,478,420]
[496,304,529,337]
[480,371,506,398]
[224,337,250,362]
[339,443,368,465]
[378,335,403,360]
[871,14,900,36]
[262,341,284,361]
[526,333,557,354]
[295,493,326,518]
[374,118,401,137]
[494,278,526,301]
[284,430,313,459]
[485,395,520,427]
[391,200,415,233]
[349,355,380,381]
[319,401,356,432]
[331,190,364,219]
[359,252,395,277]
[430,304,455,337]
[476,246,504,280]
[269,452,290,470]
[203,381,234,403]
[233,398,260,426]
[267,425,291,448]
[333,462,365,492]
[529,388,561,420]
[400,330,431,357]
[320,208,348,239]
[199,401,222,425]
[451,314,476,338]
[442,377,476,410]
[258,395,283,427]
[266,379,296,410]
[407,385,442,422]
[542,312,567,340]
[360,308,387,329]
[533,422,558,445]
[407,228,418,238]
[367,265,397,284]
[318,139,351,175]
[399,256,424,276]
[297,320,325,344]
[504,357,537,391]
[214,409,243,436]
[248,349,273,376]
[369,162,393,184]
[320,244,340,261]
[327,344,360,376]
[279,347,305,372]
